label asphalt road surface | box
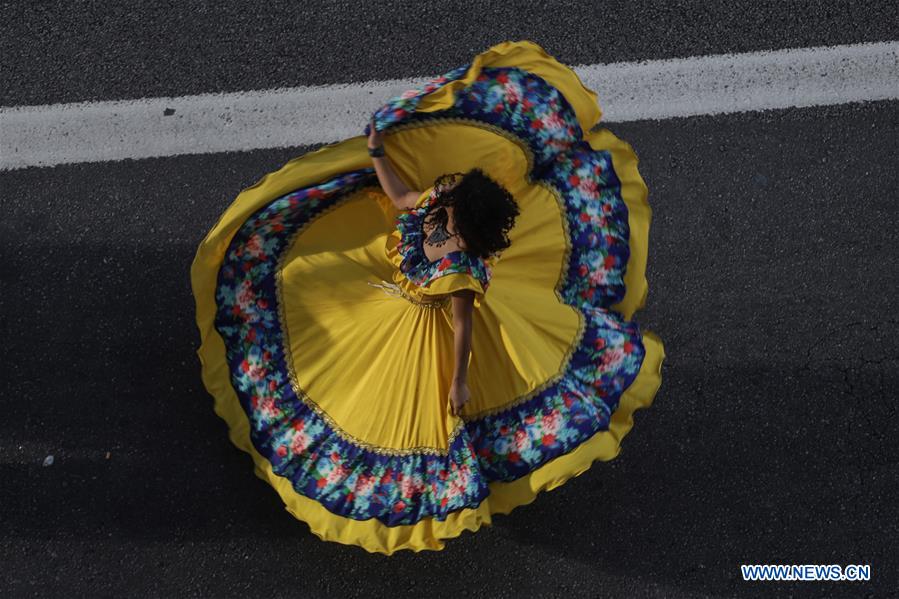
[1,2,897,598]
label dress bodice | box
[384,187,493,307]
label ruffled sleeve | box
[410,188,432,210]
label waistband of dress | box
[366,279,450,309]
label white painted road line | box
[583,41,899,122]
[1,41,897,171]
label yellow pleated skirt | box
[191,40,665,555]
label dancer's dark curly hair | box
[423,168,520,259]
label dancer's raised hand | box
[368,117,384,149]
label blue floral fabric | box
[213,63,646,526]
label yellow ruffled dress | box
[190,40,666,555]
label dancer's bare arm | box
[368,117,421,210]
[449,289,474,417]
